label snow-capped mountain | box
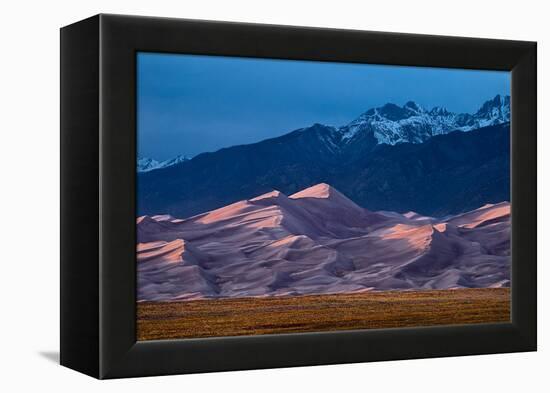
[138,94,510,217]
[473,94,510,127]
[138,95,508,173]
[137,154,190,172]
[339,94,510,145]
[137,157,160,172]
[156,154,190,169]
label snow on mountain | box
[339,94,510,145]
[138,96,508,174]
[137,157,160,172]
[156,154,190,169]
[137,154,191,172]
[472,94,510,128]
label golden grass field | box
[137,288,510,341]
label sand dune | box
[446,202,510,228]
[137,183,510,301]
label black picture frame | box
[60,14,537,379]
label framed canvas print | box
[60,14,537,379]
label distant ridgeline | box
[138,95,510,218]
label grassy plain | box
[137,288,510,341]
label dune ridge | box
[137,183,510,301]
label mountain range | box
[137,154,190,172]
[137,183,510,301]
[339,94,509,146]
[138,96,510,218]
[139,94,509,171]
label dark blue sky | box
[138,52,510,160]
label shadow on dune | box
[136,184,510,301]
